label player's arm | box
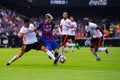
[96,27,104,35]
[35,30,42,36]
[33,21,44,36]
[18,32,24,38]
[18,27,25,38]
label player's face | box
[24,22,29,28]
[83,20,89,25]
[70,17,74,21]
[63,13,68,19]
[45,18,51,24]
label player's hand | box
[18,33,23,38]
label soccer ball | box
[59,55,66,63]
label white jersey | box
[85,22,103,38]
[20,23,38,44]
[53,27,62,36]
[68,21,77,36]
[60,18,71,35]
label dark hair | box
[24,17,31,23]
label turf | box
[0,47,120,80]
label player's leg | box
[97,37,109,55]
[34,42,60,66]
[90,38,101,61]
[43,42,53,59]
[63,35,69,52]
[40,46,60,66]
[61,35,67,54]
[51,40,59,58]
[66,36,80,50]
[41,46,55,60]
[6,44,31,66]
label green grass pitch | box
[0,47,120,80]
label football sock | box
[46,50,55,60]
[54,52,59,58]
[66,43,75,47]
[61,46,64,55]
[98,48,107,52]
[65,47,68,52]
[72,47,74,52]
[8,54,20,64]
[90,49,100,58]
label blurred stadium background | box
[0,0,120,48]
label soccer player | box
[37,13,59,59]
[6,18,59,66]
[67,16,78,52]
[60,12,79,54]
[83,17,109,61]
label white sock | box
[98,48,107,52]
[61,46,64,55]
[66,47,68,52]
[46,50,55,60]
[72,47,74,52]
[66,43,75,47]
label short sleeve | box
[51,20,56,27]
[37,20,44,29]
[19,27,26,34]
[74,22,77,28]
[91,23,97,29]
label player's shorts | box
[43,40,59,51]
[62,35,69,45]
[91,36,103,48]
[67,35,75,42]
[21,42,44,52]
[62,35,75,45]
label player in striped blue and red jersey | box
[37,13,60,62]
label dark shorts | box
[21,42,44,52]
[67,35,75,42]
[91,36,103,48]
[62,35,75,45]
[62,35,69,45]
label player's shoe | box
[96,58,101,61]
[54,55,61,66]
[48,56,52,59]
[105,47,109,56]
[6,62,10,66]
[75,43,80,50]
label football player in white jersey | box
[66,16,80,52]
[83,17,109,61]
[6,18,60,66]
[60,12,71,53]
[60,12,79,54]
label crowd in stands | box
[0,6,120,47]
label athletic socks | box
[8,56,17,64]
[54,52,59,58]
[61,46,64,55]
[98,47,109,55]
[98,48,107,52]
[65,47,68,52]
[72,47,74,52]
[90,48,100,59]
[66,43,75,47]
[6,54,20,66]
[46,50,55,60]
